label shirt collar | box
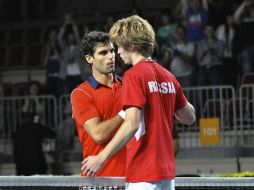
[88,74,122,89]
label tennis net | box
[0,176,254,190]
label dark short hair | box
[28,81,42,94]
[80,31,110,61]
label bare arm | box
[181,0,189,16]
[174,48,194,63]
[71,89,124,145]
[82,107,140,176]
[84,115,124,145]
[58,25,66,50]
[233,1,247,24]
[202,0,208,10]
[72,22,81,44]
[53,46,63,63]
[43,46,50,66]
[175,101,196,125]
[197,41,210,61]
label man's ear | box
[85,55,93,65]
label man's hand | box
[81,155,104,176]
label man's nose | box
[109,52,115,59]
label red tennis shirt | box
[122,60,187,182]
[71,75,126,176]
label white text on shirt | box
[148,81,176,94]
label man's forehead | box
[94,42,114,52]
[96,42,114,49]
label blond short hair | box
[109,15,156,57]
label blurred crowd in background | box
[1,0,254,97]
[1,0,254,175]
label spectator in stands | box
[181,0,209,43]
[173,1,185,23]
[22,81,45,125]
[43,29,63,98]
[159,47,173,69]
[12,117,56,175]
[58,14,88,93]
[71,31,126,176]
[216,14,236,73]
[156,12,178,53]
[168,25,196,87]
[196,25,225,86]
[233,0,254,73]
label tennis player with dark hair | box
[71,31,126,176]
[82,15,195,190]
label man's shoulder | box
[71,81,92,97]
[78,80,92,88]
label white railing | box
[178,85,237,148]
[0,85,254,159]
[239,84,254,147]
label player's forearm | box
[233,1,246,24]
[202,0,208,10]
[175,50,193,62]
[72,24,81,43]
[181,0,188,16]
[93,115,124,144]
[99,118,138,163]
[81,118,138,177]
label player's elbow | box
[126,117,139,132]
[184,113,196,125]
[92,134,109,145]
[176,102,196,125]
[176,112,195,125]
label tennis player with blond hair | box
[82,15,196,190]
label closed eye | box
[98,48,115,55]
[98,50,109,55]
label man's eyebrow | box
[97,47,115,54]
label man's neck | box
[131,53,150,66]
[92,72,114,88]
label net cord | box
[0,177,254,187]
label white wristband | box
[118,110,125,119]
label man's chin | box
[105,69,115,74]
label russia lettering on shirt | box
[148,81,176,94]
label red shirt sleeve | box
[122,73,146,110]
[71,89,100,126]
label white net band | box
[0,176,254,187]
